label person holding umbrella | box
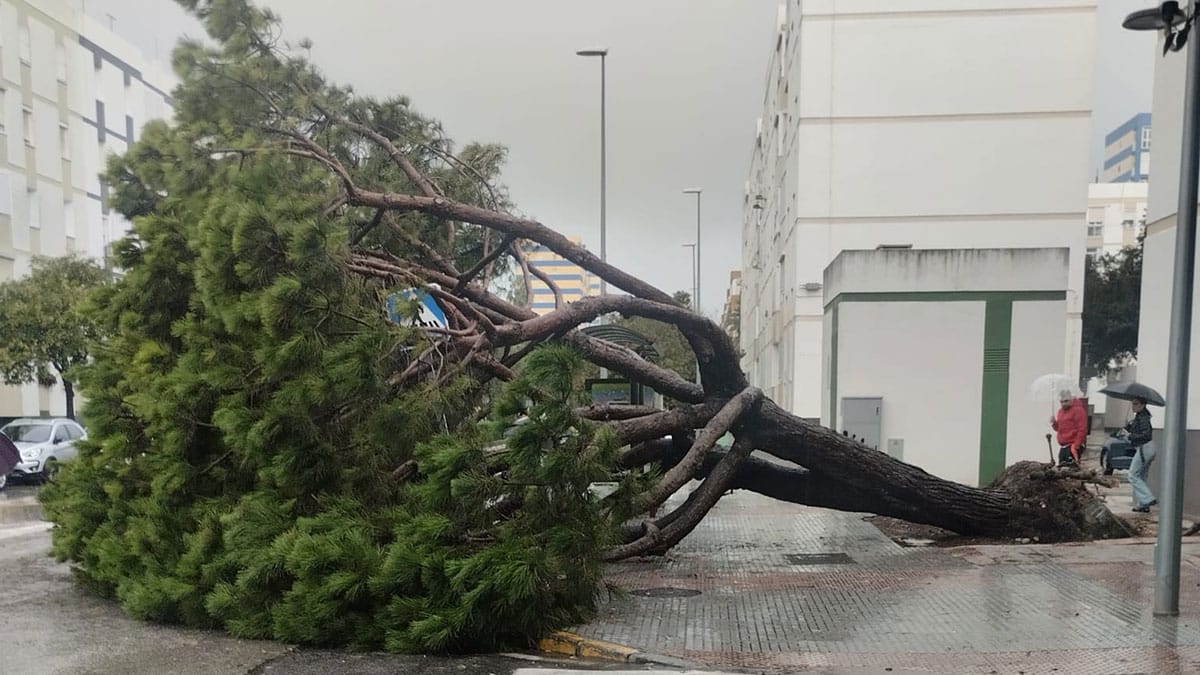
[1051,390,1088,467]
[1123,397,1156,512]
[1100,381,1165,513]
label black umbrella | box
[1099,380,1166,407]
[0,432,18,476]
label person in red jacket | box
[1050,391,1088,467]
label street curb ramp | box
[536,630,699,668]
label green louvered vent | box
[983,348,1010,373]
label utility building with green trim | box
[822,247,1072,487]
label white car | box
[1,418,86,484]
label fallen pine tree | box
[41,0,1132,654]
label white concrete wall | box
[1137,224,1184,422]
[836,301,986,486]
[740,0,1096,420]
[1007,300,1070,466]
[1139,27,1200,430]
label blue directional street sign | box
[386,288,448,329]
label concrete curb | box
[536,630,702,668]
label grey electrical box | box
[887,438,904,460]
[841,397,882,450]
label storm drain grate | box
[629,587,702,598]
[784,552,856,565]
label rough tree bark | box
[243,68,1131,556]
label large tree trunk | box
[741,400,1130,541]
[63,379,75,420]
[627,410,1131,546]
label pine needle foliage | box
[41,0,616,653]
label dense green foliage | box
[42,0,620,652]
[0,256,109,417]
[1082,241,1142,376]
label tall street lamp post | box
[1123,0,1198,616]
[683,188,702,315]
[682,243,698,311]
[577,48,608,297]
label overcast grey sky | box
[84,0,1158,316]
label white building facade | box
[0,0,174,418]
[1136,30,1200,515]
[1086,182,1147,258]
[740,0,1097,422]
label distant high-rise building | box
[1101,113,1151,182]
[523,237,600,316]
[1,0,176,418]
[1086,182,1147,259]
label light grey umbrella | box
[1099,380,1166,407]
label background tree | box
[608,290,697,381]
[1081,240,1143,377]
[43,0,1131,655]
[0,256,108,418]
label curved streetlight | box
[1123,1,1199,616]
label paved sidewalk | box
[574,485,1200,674]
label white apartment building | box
[740,0,1096,424]
[0,0,175,418]
[1086,182,1147,258]
[1137,27,1200,516]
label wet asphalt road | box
[0,485,676,675]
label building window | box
[1122,218,1135,227]
[0,89,5,135]
[95,100,106,142]
[18,25,30,64]
[1142,127,1152,151]
[22,106,33,147]
[1087,225,1103,237]
[60,123,70,160]
[28,190,40,229]
[56,44,68,83]
[1086,247,1099,259]
[64,200,75,238]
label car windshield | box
[2,424,52,443]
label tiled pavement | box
[573,483,1200,674]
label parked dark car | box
[1101,435,1137,475]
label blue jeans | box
[1129,443,1156,508]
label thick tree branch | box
[610,402,721,446]
[577,404,662,422]
[350,190,674,305]
[630,387,761,515]
[605,437,757,561]
[526,262,564,311]
[349,251,706,402]
[349,208,386,246]
[509,241,536,310]
[457,233,516,291]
